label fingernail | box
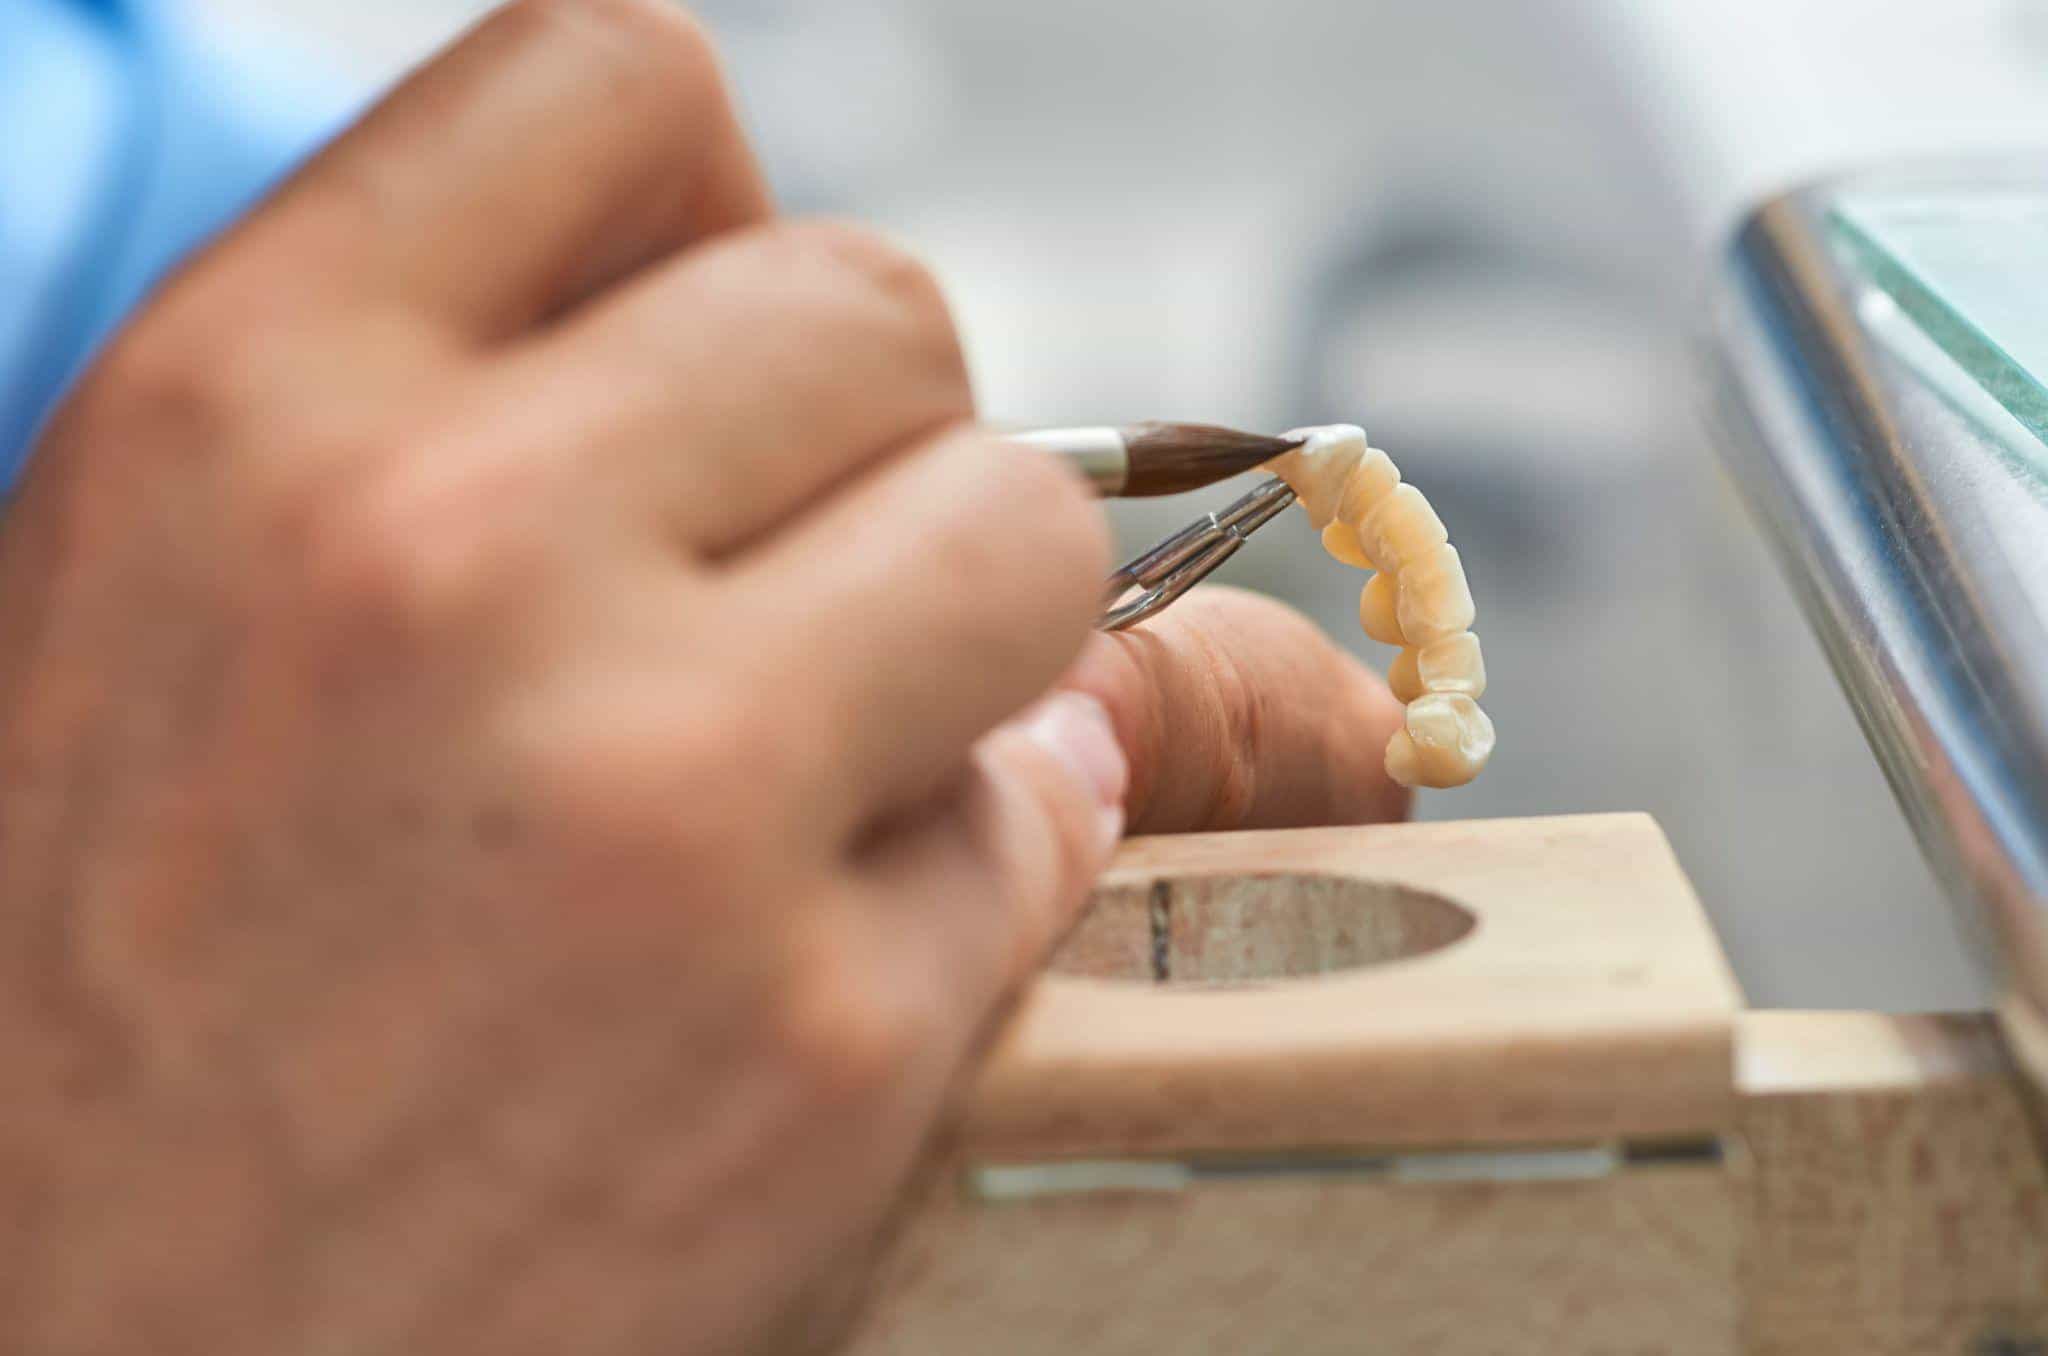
[1097,805,1127,858]
[1017,692,1129,813]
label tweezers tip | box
[1096,477,1298,630]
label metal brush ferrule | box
[1011,427,1129,496]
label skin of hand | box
[1072,587,1411,834]
[0,2,1406,1352]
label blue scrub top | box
[0,0,359,493]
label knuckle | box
[510,0,726,112]
[289,452,536,642]
[296,482,468,640]
[73,261,318,471]
[775,220,966,383]
[78,294,246,448]
[799,221,950,322]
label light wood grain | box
[853,1153,1738,1356]
[856,1011,2048,1355]
[968,814,1745,1156]
[1738,1011,2048,1353]
[848,827,2048,1353]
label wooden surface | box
[848,825,2048,1352]
[1739,1011,2048,1352]
[856,1010,2048,1355]
[854,1153,1738,1356]
[966,813,1744,1156]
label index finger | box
[237,0,773,340]
[1061,587,1412,833]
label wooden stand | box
[848,815,2048,1354]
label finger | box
[851,692,1127,1053]
[759,695,1123,1275]
[1062,585,1411,833]
[512,220,973,555]
[730,429,1110,838]
[234,0,772,339]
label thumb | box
[1062,586,1411,834]
[851,691,1127,1034]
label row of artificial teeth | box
[1266,426,1496,790]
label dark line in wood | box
[1148,880,1171,984]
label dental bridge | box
[861,162,2048,1351]
[1098,424,1495,789]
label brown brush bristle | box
[1118,423,1304,496]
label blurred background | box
[115,0,2048,1005]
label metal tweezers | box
[1097,476,1298,631]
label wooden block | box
[854,1153,1738,1356]
[1738,1011,2048,1352]
[847,830,2048,1353]
[965,813,1744,1156]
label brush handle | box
[1009,427,1128,496]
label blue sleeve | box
[0,0,363,492]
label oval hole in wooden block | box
[1049,874,1476,987]
[972,819,1741,1156]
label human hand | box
[1067,586,1412,834]
[0,3,1121,1352]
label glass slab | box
[1827,187,2048,632]
[1830,188,2048,448]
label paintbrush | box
[1012,423,1303,497]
